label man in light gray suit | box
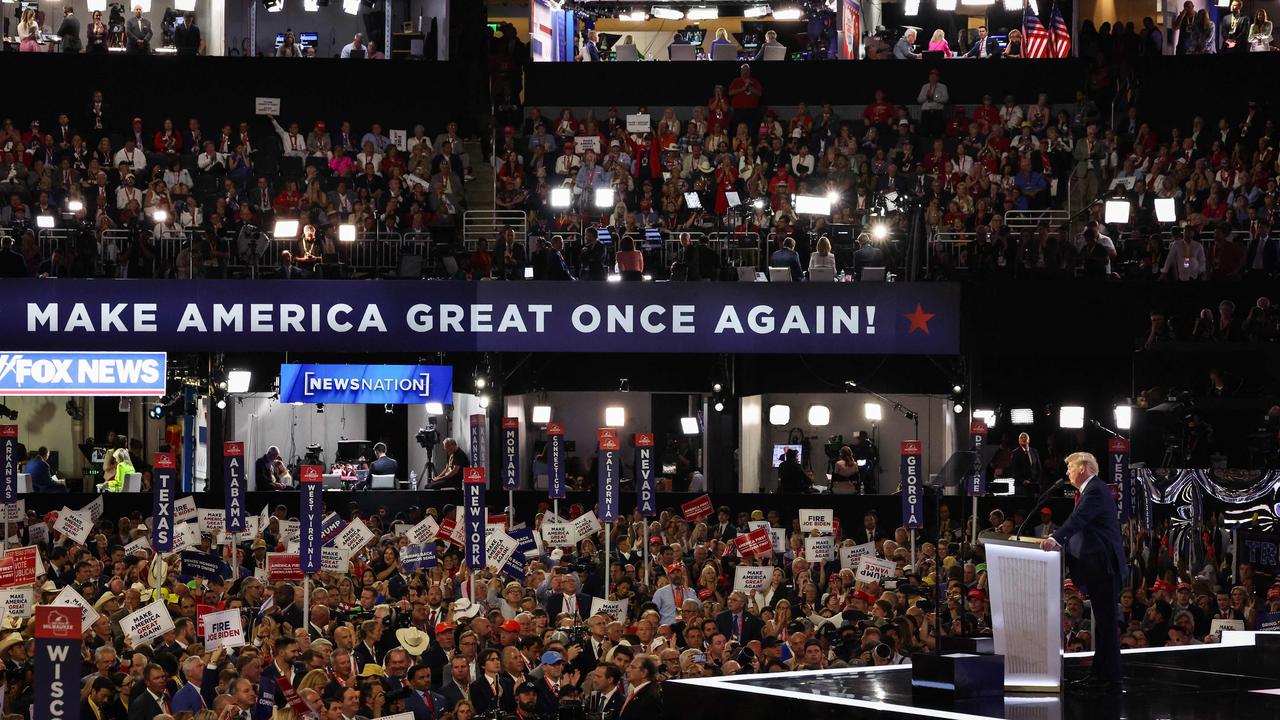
[57,6,82,53]
[125,5,152,55]
[893,29,921,59]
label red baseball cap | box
[666,563,684,574]
[1268,587,1280,601]
[435,622,456,634]
[967,589,985,600]
[500,619,521,633]
[1151,580,1174,593]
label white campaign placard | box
[408,515,439,544]
[202,608,245,650]
[321,546,349,574]
[390,129,407,151]
[336,518,375,554]
[541,522,574,547]
[125,536,151,555]
[769,527,786,555]
[0,588,32,618]
[373,713,415,720]
[1,500,24,524]
[52,584,99,633]
[747,520,770,532]
[198,509,226,536]
[589,597,629,622]
[799,509,834,535]
[83,495,104,522]
[626,114,651,133]
[485,530,519,571]
[254,97,282,116]
[168,522,200,555]
[53,507,92,544]
[733,565,771,592]
[122,599,175,647]
[855,556,897,584]
[280,519,300,544]
[840,542,877,570]
[1210,618,1245,636]
[572,510,602,541]
[804,536,834,563]
[574,136,601,155]
[174,496,198,523]
[27,522,48,546]
[393,523,412,537]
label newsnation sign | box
[1,281,958,355]
[280,364,453,404]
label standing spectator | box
[1249,9,1272,51]
[57,6,82,53]
[917,69,948,138]
[727,64,763,138]
[1162,226,1207,281]
[1220,0,1250,52]
[125,5,152,55]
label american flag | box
[1049,1,1072,58]
[1023,3,1052,59]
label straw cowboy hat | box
[0,632,25,656]
[395,626,431,656]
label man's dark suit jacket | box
[1051,476,1125,583]
[715,609,764,644]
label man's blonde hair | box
[1065,452,1099,477]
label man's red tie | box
[1074,489,1081,507]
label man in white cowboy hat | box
[452,597,481,622]
[397,625,432,659]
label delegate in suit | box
[1041,452,1127,692]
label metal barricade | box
[928,232,975,274]
[1005,209,1069,231]
[710,231,761,270]
[462,210,527,248]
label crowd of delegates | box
[2,484,1278,720]
[501,61,1280,282]
[0,91,474,280]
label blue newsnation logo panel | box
[279,364,453,404]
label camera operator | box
[619,656,660,720]
[428,437,469,489]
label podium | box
[982,533,1063,692]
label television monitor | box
[642,227,662,249]
[771,444,803,467]
[336,439,373,463]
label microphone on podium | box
[1016,477,1068,538]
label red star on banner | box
[904,304,935,334]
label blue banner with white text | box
[1,280,959,355]
[464,468,487,569]
[501,418,520,490]
[279,363,452,404]
[152,453,176,552]
[635,434,657,517]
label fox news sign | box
[0,351,166,395]
[279,363,453,404]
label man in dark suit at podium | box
[1040,452,1126,692]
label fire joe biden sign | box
[1,281,958,355]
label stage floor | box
[665,633,1280,720]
